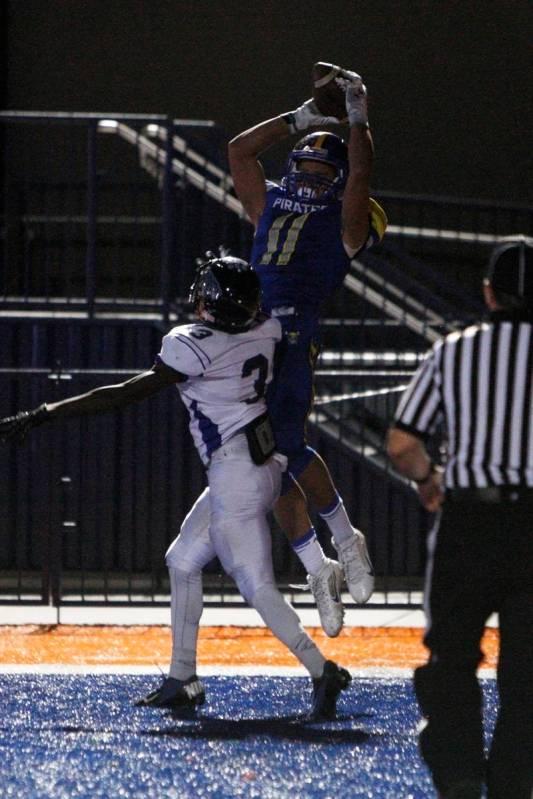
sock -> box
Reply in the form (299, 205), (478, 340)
(251, 583), (326, 678)
(168, 567), (203, 680)
(291, 527), (327, 576)
(319, 493), (357, 546)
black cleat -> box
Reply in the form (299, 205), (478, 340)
(135, 675), (206, 709)
(311, 660), (352, 720)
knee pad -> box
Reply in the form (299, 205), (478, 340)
(165, 542), (182, 571)
(166, 492), (214, 572)
(165, 531), (213, 573)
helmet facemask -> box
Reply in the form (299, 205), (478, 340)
(283, 164), (341, 201)
(282, 132), (349, 202)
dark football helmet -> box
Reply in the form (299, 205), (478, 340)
(189, 255), (261, 332)
(282, 131), (349, 202)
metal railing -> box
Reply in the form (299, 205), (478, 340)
(0, 364), (428, 608)
(2, 111), (532, 324)
(0, 111), (242, 318)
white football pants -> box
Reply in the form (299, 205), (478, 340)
(165, 433), (325, 680)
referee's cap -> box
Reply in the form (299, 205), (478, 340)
(486, 235), (533, 306)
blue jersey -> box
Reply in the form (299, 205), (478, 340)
(251, 181), (385, 316)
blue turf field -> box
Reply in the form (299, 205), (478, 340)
(0, 674), (498, 798)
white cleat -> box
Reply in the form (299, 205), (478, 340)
(307, 558), (344, 637)
(333, 532), (374, 604)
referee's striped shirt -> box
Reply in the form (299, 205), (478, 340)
(393, 311), (533, 488)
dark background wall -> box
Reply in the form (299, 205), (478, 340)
(3, 0), (532, 203)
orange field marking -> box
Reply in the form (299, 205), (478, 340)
(0, 626), (499, 669)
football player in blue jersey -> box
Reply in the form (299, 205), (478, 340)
(229, 69), (387, 633)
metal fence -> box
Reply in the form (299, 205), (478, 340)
(0, 111), (247, 318)
(0, 362), (428, 609)
(2, 111), (532, 319)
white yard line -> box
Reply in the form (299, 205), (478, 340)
(0, 604), (499, 628)
(0, 663), (497, 678)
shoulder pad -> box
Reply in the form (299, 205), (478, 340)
(159, 325), (214, 376)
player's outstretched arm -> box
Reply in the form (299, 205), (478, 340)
(0, 362), (183, 443)
(228, 116), (288, 228)
(228, 99), (339, 227)
(341, 76), (375, 255)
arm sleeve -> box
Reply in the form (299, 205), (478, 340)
(393, 345), (443, 440)
(158, 328), (211, 377)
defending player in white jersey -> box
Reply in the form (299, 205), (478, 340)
(0, 254), (351, 719)
(159, 302), (280, 467)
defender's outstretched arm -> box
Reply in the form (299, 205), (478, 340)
(0, 361), (183, 442)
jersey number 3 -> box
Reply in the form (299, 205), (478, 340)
(242, 354), (268, 404)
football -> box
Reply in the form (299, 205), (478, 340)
(312, 61), (351, 121)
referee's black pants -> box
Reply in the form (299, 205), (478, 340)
(414, 494), (533, 798)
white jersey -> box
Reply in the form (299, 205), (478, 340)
(158, 316), (282, 465)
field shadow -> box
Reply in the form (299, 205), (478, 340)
(141, 710), (376, 745)
(28, 710), (377, 746)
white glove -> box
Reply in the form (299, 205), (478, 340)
(282, 99), (339, 134)
(337, 72), (368, 127)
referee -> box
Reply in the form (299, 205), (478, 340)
(387, 235), (533, 799)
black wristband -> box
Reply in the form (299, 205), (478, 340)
(281, 112), (296, 133)
(413, 461), (437, 485)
